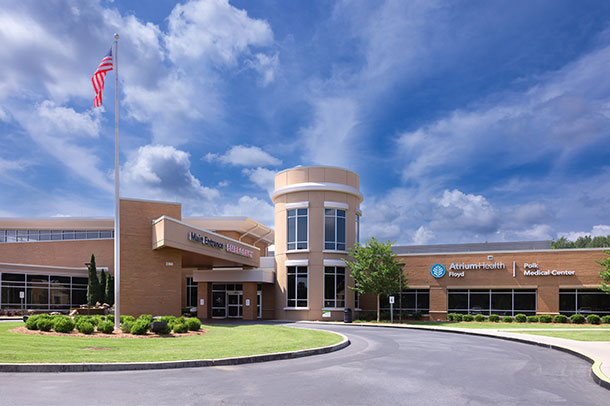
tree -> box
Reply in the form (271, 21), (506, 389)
(344, 237), (407, 322)
(86, 253), (102, 306)
(599, 251), (610, 294)
(105, 274), (114, 307)
(99, 269), (107, 304)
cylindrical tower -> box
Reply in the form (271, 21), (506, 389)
(272, 166), (363, 321)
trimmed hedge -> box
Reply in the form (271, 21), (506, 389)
(514, 314), (527, 323)
(130, 319), (150, 335)
(501, 316), (513, 323)
(138, 314), (153, 324)
(586, 314), (601, 325)
(77, 321), (94, 334)
(186, 318), (202, 331)
(526, 316), (539, 323)
(474, 314), (486, 322)
(570, 314), (585, 324)
(553, 314), (568, 323)
(446, 313), (456, 321)
(53, 316), (75, 333)
(488, 314), (500, 322)
(453, 314), (463, 322)
(121, 320), (134, 334)
(173, 323), (188, 334)
(25, 315), (41, 330)
(37, 318), (54, 332)
(98, 320), (115, 334)
(539, 314), (553, 323)
(463, 314), (474, 322)
(602, 315), (610, 324)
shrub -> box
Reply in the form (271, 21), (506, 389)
(601, 315), (610, 324)
(526, 316), (539, 323)
(501, 316), (513, 323)
(77, 321), (94, 334)
(186, 318), (202, 331)
(446, 313), (455, 321)
(474, 314), (486, 322)
(130, 319), (150, 335)
(53, 316), (75, 333)
(25, 315), (41, 330)
(463, 314), (474, 322)
(553, 314), (569, 323)
(98, 320), (114, 334)
(138, 314), (153, 324)
(488, 314), (500, 322)
(453, 313), (463, 322)
(121, 320), (134, 334)
(586, 314), (601, 325)
(37, 318), (54, 332)
(514, 314), (527, 323)
(173, 323), (188, 334)
(539, 314), (553, 323)
(120, 315), (135, 324)
(570, 314), (585, 324)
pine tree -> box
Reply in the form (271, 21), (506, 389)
(100, 270), (107, 304)
(106, 274), (114, 307)
(86, 253), (100, 306)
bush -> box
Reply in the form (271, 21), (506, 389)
(474, 314), (486, 322)
(25, 315), (41, 330)
(602, 315), (610, 324)
(514, 314), (527, 323)
(37, 318), (54, 331)
(462, 314), (474, 322)
(501, 316), (513, 323)
(539, 314), (553, 323)
(526, 316), (539, 323)
(173, 323), (188, 334)
(120, 315), (135, 324)
(98, 320), (114, 334)
(77, 321), (94, 334)
(138, 314), (153, 324)
(446, 313), (455, 321)
(553, 314), (569, 323)
(488, 314), (500, 322)
(453, 313), (463, 322)
(586, 314), (601, 325)
(121, 320), (134, 334)
(570, 314), (585, 324)
(53, 316), (75, 333)
(130, 319), (150, 335)
(186, 318), (202, 331)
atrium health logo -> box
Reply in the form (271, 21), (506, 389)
(431, 263), (446, 278)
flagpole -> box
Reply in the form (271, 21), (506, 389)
(113, 33), (121, 330)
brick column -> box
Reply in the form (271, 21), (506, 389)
(537, 285), (559, 315)
(242, 282), (258, 320)
(197, 282), (209, 319)
(429, 287), (447, 321)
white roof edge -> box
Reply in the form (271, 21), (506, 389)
(275, 165), (358, 177)
(121, 196), (182, 206)
(0, 262), (88, 271)
(0, 217), (114, 222)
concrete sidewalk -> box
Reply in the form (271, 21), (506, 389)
(297, 320), (610, 389)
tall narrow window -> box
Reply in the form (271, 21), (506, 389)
(186, 277), (198, 307)
(287, 266), (308, 308)
(287, 208), (308, 250)
(324, 266), (345, 308)
(355, 213), (360, 244)
(324, 209), (346, 251)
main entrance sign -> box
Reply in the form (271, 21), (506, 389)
(189, 231), (224, 249)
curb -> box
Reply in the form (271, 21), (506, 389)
(298, 321), (610, 391)
(0, 330), (349, 373)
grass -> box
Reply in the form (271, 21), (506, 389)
(353, 320), (610, 329)
(0, 322), (342, 363)
(513, 330), (610, 341)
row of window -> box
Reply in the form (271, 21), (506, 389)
(0, 272), (88, 310)
(286, 208), (359, 252)
(0, 229), (114, 243)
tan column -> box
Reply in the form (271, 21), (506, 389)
(537, 285), (559, 315)
(197, 282), (209, 319)
(242, 282), (258, 320)
(429, 287), (447, 321)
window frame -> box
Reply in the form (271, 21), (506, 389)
(323, 266), (346, 309)
(286, 208), (308, 251)
(324, 208), (346, 251)
(286, 266), (308, 309)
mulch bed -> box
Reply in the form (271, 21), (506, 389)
(9, 326), (208, 339)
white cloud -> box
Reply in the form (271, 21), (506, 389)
(560, 225), (610, 241)
(121, 144), (219, 202)
(242, 167), (276, 194)
(205, 145), (281, 166)
(432, 189), (498, 234)
(512, 224), (554, 241)
(222, 195), (274, 227)
(412, 226), (434, 245)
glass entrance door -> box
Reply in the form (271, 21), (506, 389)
(227, 291), (243, 318)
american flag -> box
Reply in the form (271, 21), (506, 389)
(92, 47), (113, 108)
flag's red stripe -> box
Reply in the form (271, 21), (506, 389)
(91, 49), (113, 108)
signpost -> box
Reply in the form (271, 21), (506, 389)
(389, 296), (395, 323)
(19, 291), (24, 311)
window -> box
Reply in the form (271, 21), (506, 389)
(287, 209), (308, 250)
(447, 289), (537, 316)
(0, 230), (114, 243)
(324, 209), (346, 251)
(324, 266), (345, 308)
(560, 289), (610, 315)
(186, 277), (198, 307)
(380, 289), (430, 316)
(1, 273), (89, 311)
(355, 213), (360, 244)
(287, 266), (308, 308)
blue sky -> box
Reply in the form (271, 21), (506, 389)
(2, 0), (610, 245)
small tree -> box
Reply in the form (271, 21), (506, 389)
(599, 251), (610, 294)
(86, 253), (102, 306)
(344, 237), (407, 322)
(106, 274), (114, 307)
(100, 270), (107, 304)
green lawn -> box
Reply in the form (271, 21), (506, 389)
(354, 320), (610, 329)
(513, 330), (610, 341)
(0, 322), (342, 363)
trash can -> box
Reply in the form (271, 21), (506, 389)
(344, 308), (352, 323)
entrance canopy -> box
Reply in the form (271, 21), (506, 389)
(152, 216), (260, 268)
